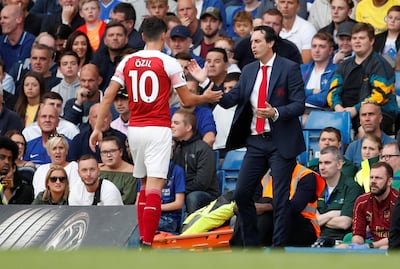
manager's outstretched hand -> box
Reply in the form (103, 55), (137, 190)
(202, 82), (223, 103)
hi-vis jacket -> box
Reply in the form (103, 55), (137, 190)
(262, 164), (326, 237)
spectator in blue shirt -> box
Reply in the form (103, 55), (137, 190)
(0, 4), (35, 73)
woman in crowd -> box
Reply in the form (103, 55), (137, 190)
(14, 71), (46, 127)
(65, 31), (93, 72)
(99, 136), (137, 204)
(355, 134), (383, 192)
(32, 134), (79, 198)
(4, 130), (36, 183)
(32, 166), (69, 205)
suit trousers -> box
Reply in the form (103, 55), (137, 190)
(234, 134), (296, 247)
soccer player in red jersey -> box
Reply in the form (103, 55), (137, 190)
(89, 17), (222, 246)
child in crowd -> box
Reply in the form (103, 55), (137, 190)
(214, 37), (241, 73)
(146, 0), (169, 19)
(76, 0), (106, 52)
(232, 10), (253, 43)
(51, 51), (81, 113)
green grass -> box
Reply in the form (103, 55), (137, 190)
(1, 248), (399, 269)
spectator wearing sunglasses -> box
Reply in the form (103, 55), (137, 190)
(32, 134), (79, 198)
(32, 165), (69, 205)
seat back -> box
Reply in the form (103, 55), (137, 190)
(218, 149), (246, 193)
(298, 111), (352, 165)
(225, 6), (241, 32)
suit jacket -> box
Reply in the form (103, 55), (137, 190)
(219, 55), (306, 159)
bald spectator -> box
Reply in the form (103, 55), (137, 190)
(345, 102), (396, 168)
(0, 4), (35, 73)
(177, 0), (203, 48)
(67, 103), (129, 163)
(8, 0), (43, 36)
(63, 64), (103, 126)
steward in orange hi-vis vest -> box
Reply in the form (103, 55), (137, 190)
(262, 164), (326, 237)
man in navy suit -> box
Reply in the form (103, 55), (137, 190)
(219, 25), (306, 247)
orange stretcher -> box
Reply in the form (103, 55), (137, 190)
(152, 227), (233, 250)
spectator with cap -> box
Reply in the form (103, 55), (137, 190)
(170, 25), (205, 68)
(332, 21), (356, 64)
(111, 87), (130, 135)
(193, 7), (223, 59)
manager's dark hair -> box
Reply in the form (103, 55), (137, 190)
(253, 25), (278, 52)
(141, 17), (167, 41)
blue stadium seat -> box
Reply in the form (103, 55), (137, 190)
(217, 149), (246, 193)
(298, 111), (352, 165)
(225, 5), (241, 31)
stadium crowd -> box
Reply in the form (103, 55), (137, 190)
(2, 0), (400, 249)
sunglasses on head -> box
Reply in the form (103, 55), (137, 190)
(48, 133), (65, 139)
(49, 176), (67, 183)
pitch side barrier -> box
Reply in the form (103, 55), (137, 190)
(0, 205), (139, 250)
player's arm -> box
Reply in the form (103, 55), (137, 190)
(175, 83), (222, 107)
(89, 81), (121, 151)
(202, 132), (216, 147)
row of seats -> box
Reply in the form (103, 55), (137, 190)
(216, 111), (353, 194)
